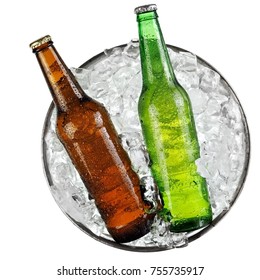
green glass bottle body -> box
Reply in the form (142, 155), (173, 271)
(136, 5), (212, 232)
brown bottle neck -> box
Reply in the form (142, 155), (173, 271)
(34, 41), (87, 112)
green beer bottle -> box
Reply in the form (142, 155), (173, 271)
(135, 4), (212, 232)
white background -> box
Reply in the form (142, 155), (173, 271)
(1, 0), (259, 279)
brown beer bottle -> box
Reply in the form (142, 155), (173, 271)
(30, 35), (154, 243)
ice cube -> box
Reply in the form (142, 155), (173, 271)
(113, 66), (136, 92)
(123, 39), (140, 60)
(199, 66), (220, 92)
(129, 147), (150, 175)
(188, 88), (208, 114)
(176, 51), (198, 72)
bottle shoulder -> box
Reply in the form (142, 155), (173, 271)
(57, 98), (105, 115)
(139, 82), (191, 104)
(56, 99), (110, 139)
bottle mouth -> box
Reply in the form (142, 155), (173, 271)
(29, 35), (52, 50)
(134, 4), (157, 14)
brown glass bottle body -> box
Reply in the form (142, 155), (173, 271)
(32, 38), (154, 243)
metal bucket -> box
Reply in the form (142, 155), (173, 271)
(42, 44), (250, 252)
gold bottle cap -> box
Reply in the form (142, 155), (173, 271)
(29, 35), (52, 50)
(134, 4), (157, 14)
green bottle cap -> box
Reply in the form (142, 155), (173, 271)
(134, 4), (157, 14)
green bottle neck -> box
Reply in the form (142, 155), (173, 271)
(137, 11), (177, 87)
